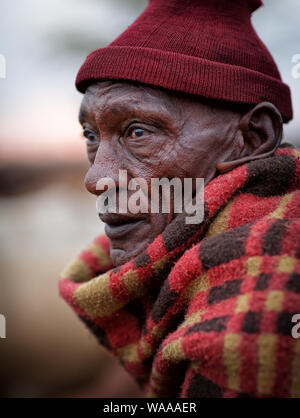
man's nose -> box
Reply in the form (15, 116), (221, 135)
(84, 141), (120, 196)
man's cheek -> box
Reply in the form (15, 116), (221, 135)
(130, 148), (165, 164)
(148, 212), (170, 237)
(125, 135), (172, 162)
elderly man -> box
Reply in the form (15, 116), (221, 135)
(60, 0), (300, 398)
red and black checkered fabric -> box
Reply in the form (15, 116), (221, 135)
(59, 145), (300, 397)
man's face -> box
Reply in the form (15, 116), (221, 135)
(79, 81), (240, 266)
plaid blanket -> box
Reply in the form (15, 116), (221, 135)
(59, 145), (300, 398)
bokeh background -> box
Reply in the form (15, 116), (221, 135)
(0, 0), (299, 397)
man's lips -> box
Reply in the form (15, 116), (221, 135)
(99, 213), (144, 239)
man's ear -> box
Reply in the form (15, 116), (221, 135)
(216, 102), (283, 173)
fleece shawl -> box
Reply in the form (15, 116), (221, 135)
(59, 145), (300, 398)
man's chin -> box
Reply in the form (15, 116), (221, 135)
(110, 248), (131, 267)
(109, 243), (145, 267)
(105, 215), (168, 267)
(107, 223), (154, 267)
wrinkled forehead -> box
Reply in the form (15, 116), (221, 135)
(79, 80), (180, 123)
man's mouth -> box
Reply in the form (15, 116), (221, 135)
(99, 213), (144, 239)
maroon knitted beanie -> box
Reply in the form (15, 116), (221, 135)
(76, 0), (293, 122)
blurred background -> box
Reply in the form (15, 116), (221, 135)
(0, 0), (299, 397)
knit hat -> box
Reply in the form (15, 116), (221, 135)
(76, 0), (293, 122)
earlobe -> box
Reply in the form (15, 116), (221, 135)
(216, 102), (283, 173)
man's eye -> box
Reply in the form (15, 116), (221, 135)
(83, 129), (99, 143)
(127, 127), (147, 139)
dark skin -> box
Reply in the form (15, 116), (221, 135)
(79, 81), (283, 266)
